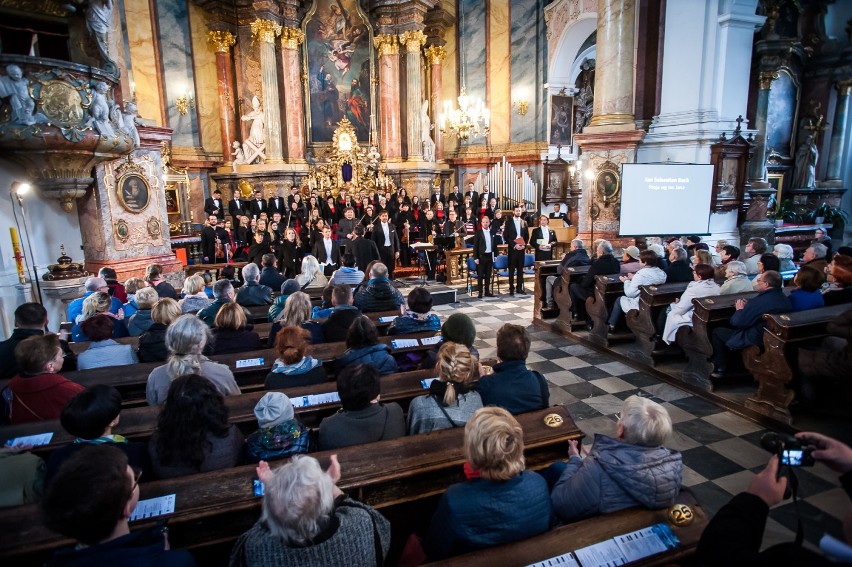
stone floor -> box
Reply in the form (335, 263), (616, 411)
(429, 290), (847, 551)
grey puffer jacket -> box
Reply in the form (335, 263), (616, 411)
(551, 433), (682, 523)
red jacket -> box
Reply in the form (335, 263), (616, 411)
(7, 372), (84, 424)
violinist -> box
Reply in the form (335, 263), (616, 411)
(337, 206), (358, 241)
(201, 214), (228, 264)
(441, 209), (466, 238)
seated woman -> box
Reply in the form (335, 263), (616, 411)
(420, 313), (480, 370)
(148, 374), (244, 479)
(127, 287), (158, 337)
(230, 455), (390, 565)
(720, 260), (753, 294)
(144, 263), (178, 300)
(619, 246), (642, 275)
(179, 274), (211, 314)
(753, 253), (781, 289)
(137, 298), (182, 363)
(265, 326), (327, 389)
(295, 255), (328, 292)
(550, 395), (682, 523)
(267, 291), (323, 346)
(423, 407), (551, 560)
(337, 316), (398, 376)
(146, 315), (241, 406)
(608, 250), (667, 332)
(773, 243), (797, 272)
(822, 254), (852, 306)
(407, 342), (482, 435)
(121, 277), (145, 319)
(211, 302), (262, 355)
(245, 392), (311, 463)
(76, 315), (138, 370)
(268, 279), (301, 322)
(72, 292), (128, 342)
(661, 264), (720, 344)
(789, 266), (824, 312)
(7, 335), (84, 423)
(388, 287), (441, 336)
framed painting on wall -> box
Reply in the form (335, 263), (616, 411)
(549, 95), (573, 146)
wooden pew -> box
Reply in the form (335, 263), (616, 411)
(625, 282), (689, 366)
(1, 370), (437, 458)
(742, 304), (852, 424)
(551, 265), (592, 333)
(532, 260), (561, 321)
(0, 406), (582, 565)
(429, 491), (707, 567)
(586, 275), (630, 347)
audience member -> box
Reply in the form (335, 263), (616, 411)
(802, 243), (829, 282)
(789, 266), (825, 312)
(127, 287), (158, 337)
(144, 264), (178, 300)
(0, 303), (75, 380)
(742, 237), (768, 275)
(245, 392), (311, 463)
(77, 315), (138, 369)
(693, 248), (713, 268)
(329, 253), (365, 287)
(476, 324), (549, 414)
(713, 239), (729, 265)
(45, 385), (149, 484)
(337, 316), (398, 375)
(773, 243), (797, 272)
(220, 264), (243, 288)
(569, 240), (620, 321)
(550, 396), (682, 522)
(408, 342), (482, 435)
(265, 326), (327, 389)
(295, 255), (329, 292)
(419, 312), (479, 370)
(823, 254), (852, 306)
(67, 276), (123, 323)
(608, 250), (667, 331)
(354, 263), (404, 312)
(0, 444), (44, 507)
(236, 263), (273, 306)
(179, 274), (211, 313)
(148, 374), (244, 479)
(813, 227), (833, 258)
(715, 244), (741, 280)
(661, 264), (721, 344)
(685, 235), (702, 256)
(99, 267), (128, 303)
(267, 291), (323, 346)
(648, 243), (668, 270)
(122, 277), (145, 318)
(755, 253), (781, 283)
(259, 253), (287, 290)
(388, 287), (441, 335)
(6, 335), (84, 423)
(319, 285), (361, 343)
(711, 271), (792, 378)
(544, 239), (591, 309)
(620, 245), (642, 275)
(211, 302), (262, 355)
(146, 315), (240, 405)
(41, 445), (195, 565)
(198, 279), (236, 326)
(268, 279), (301, 322)
(311, 285), (334, 319)
(662, 247), (692, 283)
(423, 407), (551, 560)
(138, 298), (182, 363)
(230, 455), (390, 565)
(318, 363), (405, 450)
(720, 260), (753, 294)
(72, 291), (128, 342)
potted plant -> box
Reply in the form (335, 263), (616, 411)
(814, 202), (849, 239)
(767, 196), (797, 227)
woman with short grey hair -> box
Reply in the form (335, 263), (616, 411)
(145, 314), (240, 405)
(720, 260), (753, 294)
(230, 455), (390, 566)
(772, 243), (796, 272)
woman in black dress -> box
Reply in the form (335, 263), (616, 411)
(277, 227), (302, 279)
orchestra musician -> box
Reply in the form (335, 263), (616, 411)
(228, 190), (247, 226)
(337, 207), (358, 241)
(372, 210), (401, 279)
(201, 214), (228, 264)
(204, 189), (225, 220)
(464, 181), (480, 210)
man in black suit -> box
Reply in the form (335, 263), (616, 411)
(349, 225), (380, 272)
(473, 216), (498, 298)
(464, 181), (479, 210)
(549, 203), (568, 223)
(441, 209), (466, 237)
(569, 240), (620, 321)
(268, 192), (286, 217)
(531, 215), (558, 261)
(502, 205), (529, 296)
(200, 214), (228, 263)
(250, 190), (267, 219)
(371, 210), (400, 279)
(312, 225), (341, 276)
(429, 184), (445, 209)
(447, 185), (462, 208)
(204, 190), (225, 220)
(228, 190), (247, 226)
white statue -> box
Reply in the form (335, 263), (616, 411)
(421, 100), (435, 163)
(232, 140), (247, 172)
(240, 96), (266, 164)
(87, 80), (114, 137)
(120, 100), (140, 147)
(0, 65), (39, 125)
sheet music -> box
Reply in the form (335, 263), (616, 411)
(235, 357), (264, 368)
(7, 432), (53, 447)
(420, 335), (442, 346)
(129, 494), (176, 522)
(290, 392), (341, 408)
(614, 523), (680, 562)
(391, 338), (419, 349)
(526, 552), (581, 567)
(378, 316), (398, 323)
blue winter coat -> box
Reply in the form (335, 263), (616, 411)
(789, 288), (824, 312)
(127, 309), (154, 337)
(387, 313), (441, 335)
(337, 344), (398, 375)
(724, 287), (792, 350)
(475, 360), (549, 415)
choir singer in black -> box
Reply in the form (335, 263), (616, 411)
(473, 216), (498, 298)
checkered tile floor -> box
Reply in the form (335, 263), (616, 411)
(430, 292), (846, 551)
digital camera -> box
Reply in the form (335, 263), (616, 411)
(760, 432), (815, 467)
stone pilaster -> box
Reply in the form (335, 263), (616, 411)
(826, 80), (852, 181)
(748, 70), (778, 185)
(207, 30), (238, 165)
(586, 0), (636, 131)
(425, 45), (446, 161)
(374, 34), (402, 160)
(250, 18), (284, 163)
(400, 30), (427, 160)
(279, 27), (306, 162)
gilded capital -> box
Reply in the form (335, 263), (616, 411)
(280, 27), (305, 50)
(207, 30), (236, 53)
(251, 18), (282, 43)
(836, 80), (852, 96)
(425, 45), (446, 65)
(758, 70), (779, 90)
(374, 34), (399, 56)
(399, 30), (427, 53)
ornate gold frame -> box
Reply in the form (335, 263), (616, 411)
(114, 159), (152, 213)
(594, 167), (620, 206)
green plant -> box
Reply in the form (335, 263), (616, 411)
(767, 197), (799, 222)
(812, 202), (849, 225)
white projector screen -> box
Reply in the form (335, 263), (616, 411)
(618, 164), (715, 237)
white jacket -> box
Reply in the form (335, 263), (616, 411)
(662, 279), (721, 344)
(617, 267), (667, 314)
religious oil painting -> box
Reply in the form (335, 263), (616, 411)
(549, 95), (573, 146)
(116, 173), (151, 213)
(595, 169), (620, 205)
(165, 186), (181, 214)
(717, 157), (738, 199)
(305, 0), (373, 144)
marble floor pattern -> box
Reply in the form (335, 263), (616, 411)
(431, 291), (846, 552)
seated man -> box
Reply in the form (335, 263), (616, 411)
(235, 262), (273, 307)
(197, 279), (236, 327)
(320, 284), (362, 343)
(41, 445), (195, 565)
(67, 277), (123, 323)
(711, 270), (792, 379)
(545, 239), (591, 309)
(328, 253), (365, 287)
(258, 253), (287, 291)
(476, 324), (549, 415)
(801, 242), (829, 282)
(0, 303), (76, 380)
(550, 396), (682, 522)
(742, 237), (768, 275)
(353, 262), (404, 313)
(664, 247), (694, 283)
(568, 240), (620, 321)
(388, 287), (441, 335)
(317, 363), (405, 450)
(99, 267), (128, 303)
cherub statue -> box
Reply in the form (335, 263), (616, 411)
(120, 100), (140, 147)
(87, 80), (115, 137)
(0, 65), (40, 125)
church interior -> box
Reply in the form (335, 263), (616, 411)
(1, 0), (852, 564)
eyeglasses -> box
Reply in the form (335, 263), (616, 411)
(131, 466), (143, 492)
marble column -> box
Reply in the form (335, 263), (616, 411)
(425, 45), (446, 161)
(400, 30), (427, 161)
(207, 31), (237, 164)
(375, 34), (402, 160)
(280, 27), (306, 162)
(587, 0), (636, 129)
(827, 80), (852, 181)
(748, 71), (778, 183)
(250, 18), (284, 163)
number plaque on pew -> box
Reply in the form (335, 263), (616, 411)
(235, 357), (265, 369)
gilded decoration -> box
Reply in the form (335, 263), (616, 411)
(304, 118), (389, 196)
(281, 27), (305, 50)
(399, 30), (426, 53)
(251, 19), (282, 44)
(147, 217), (162, 239)
(374, 34), (399, 56)
(837, 80), (852, 96)
(0, 0), (69, 17)
(758, 70), (780, 90)
(424, 45), (446, 65)
(207, 30), (236, 53)
(114, 218), (130, 242)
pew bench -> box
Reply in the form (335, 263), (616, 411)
(587, 275), (634, 347)
(0, 406), (582, 565)
(551, 265), (593, 333)
(532, 260), (562, 321)
(625, 282), (689, 366)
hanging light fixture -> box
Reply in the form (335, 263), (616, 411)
(438, 10), (490, 141)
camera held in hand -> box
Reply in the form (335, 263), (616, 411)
(760, 432), (815, 467)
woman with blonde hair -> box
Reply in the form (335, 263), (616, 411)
(179, 274), (211, 313)
(423, 407), (551, 559)
(211, 302), (261, 355)
(692, 249), (713, 267)
(267, 291), (322, 345)
(145, 314), (240, 405)
(407, 342), (482, 434)
(138, 298), (182, 362)
(295, 255), (328, 291)
(144, 264), (178, 300)
(72, 292), (127, 342)
(127, 287), (158, 337)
